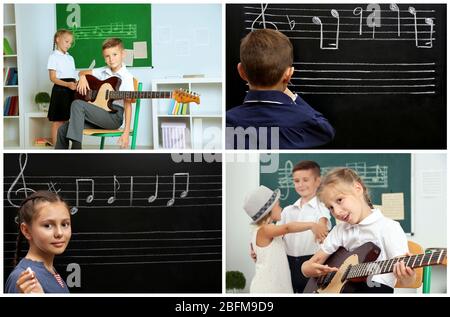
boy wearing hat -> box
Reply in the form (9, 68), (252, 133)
(244, 185), (324, 293)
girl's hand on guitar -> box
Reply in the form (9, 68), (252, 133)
(304, 262), (339, 277)
(67, 82), (78, 91)
(393, 253), (416, 287)
(118, 134), (129, 149)
(77, 75), (91, 96)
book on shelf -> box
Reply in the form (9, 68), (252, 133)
(3, 95), (19, 116)
(3, 37), (14, 55)
(4, 67), (18, 85)
(34, 137), (53, 147)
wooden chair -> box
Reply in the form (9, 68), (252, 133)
(83, 78), (142, 149)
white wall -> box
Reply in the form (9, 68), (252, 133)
(15, 3), (221, 148)
(226, 153), (447, 294)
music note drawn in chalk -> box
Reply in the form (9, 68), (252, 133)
(286, 15), (295, 30)
(148, 175), (158, 203)
(251, 3), (277, 31)
(7, 153), (35, 208)
(107, 175), (120, 204)
(312, 9), (339, 50)
(167, 173), (190, 207)
(409, 7), (434, 49)
(389, 4), (400, 36)
(353, 7), (363, 36)
(47, 182), (61, 194)
(72, 178), (95, 214)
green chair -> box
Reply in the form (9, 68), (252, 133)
(83, 79), (142, 149)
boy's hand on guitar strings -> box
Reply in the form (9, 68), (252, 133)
(77, 75), (91, 96)
(393, 253), (416, 287)
(16, 268), (44, 293)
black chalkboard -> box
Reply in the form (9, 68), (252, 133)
(259, 153), (412, 233)
(4, 153), (221, 293)
(226, 3), (446, 149)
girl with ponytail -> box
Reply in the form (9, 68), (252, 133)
(5, 191), (72, 293)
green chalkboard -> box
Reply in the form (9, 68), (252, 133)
(260, 154), (412, 233)
(56, 4), (152, 68)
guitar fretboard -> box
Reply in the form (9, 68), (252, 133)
(346, 249), (446, 280)
(108, 91), (172, 100)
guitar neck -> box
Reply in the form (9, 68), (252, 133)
(346, 249), (447, 280)
(108, 91), (172, 100)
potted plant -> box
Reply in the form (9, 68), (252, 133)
(35, 92), (51, 112)
(226, 271), (246, 293)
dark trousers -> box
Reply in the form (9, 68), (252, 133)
(55, 100), (123, 149)
(287, 255), (313, 293)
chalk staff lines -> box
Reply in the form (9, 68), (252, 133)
(4, 230), (222, 266)
(244, 4), (437, 48)
(290, 62), (436, 95)
(5, 154), (222, 214)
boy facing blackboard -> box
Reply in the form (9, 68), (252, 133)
(226, 29), (335, 149)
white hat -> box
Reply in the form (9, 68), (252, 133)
(243, 185), (280, 224)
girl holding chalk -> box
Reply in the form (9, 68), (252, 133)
(5, 191), (72, 293)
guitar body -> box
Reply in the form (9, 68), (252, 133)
(304, 242), (381, 293)
(74, 75), (122, 113)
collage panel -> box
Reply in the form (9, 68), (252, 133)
(4, 3), (222, 150)
(226, 153), (446, 294)
(226, 3), (446, 149)
(4, 153), (222, 293)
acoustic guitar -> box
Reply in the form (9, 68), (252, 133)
(75, 74), (200, 113)
(303, 242), (447, 293)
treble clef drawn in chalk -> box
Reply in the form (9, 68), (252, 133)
(389, 3), (401, 36)
(278, 160), (293, 201)
(71, 179), (95, 215)
(167, 173), (190, 207)
(353, 7), (363, 36)
(7, 153), (36, 208)
(107, 175), (120, 204)
(251, 3), (278, 31)
(409, 7), (434, 48)
(148, 175), (159, 203)
(312, 9), (339, 50)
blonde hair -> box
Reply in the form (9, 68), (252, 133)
(317, 167), (373, 208)
(53, 29), (73, 50)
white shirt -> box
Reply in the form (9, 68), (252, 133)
(47, 50), (76, 79)
(278, 197), (331, 257)
(321, 209), (408, 288)
(92, 64), (134, 108)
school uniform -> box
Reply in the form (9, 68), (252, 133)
(278, 197), (331, 293)
(47, 50), (77, 121)
(321, 209), (409, 293)
(5, 258), (69, 293)
(226, 90), (335, 149)
(55, 64), (134, 149)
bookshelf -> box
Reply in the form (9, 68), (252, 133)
(3, 3), (22, 148)
(151, 77), (222, 149)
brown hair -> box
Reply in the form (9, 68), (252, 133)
(317, 167), (374, 209)
(240, 29), (293, 87)
(102, 38), (124, 51)
(14, 191), (70, 266)
(53, 29), (73, 50)
(292, 160), (321, 178)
